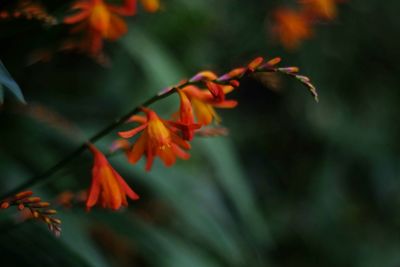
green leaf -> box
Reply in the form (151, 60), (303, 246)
(0, 60), (26, 104)
(0, 84), (4, 104)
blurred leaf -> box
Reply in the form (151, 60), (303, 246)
(60, 212), (110, 267)
(199, 138), (271, 245)
(0, 84), (3, 104)
(121, 27), (185, 90)
(0, 60), (26, 104)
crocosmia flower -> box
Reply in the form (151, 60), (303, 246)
(87, 144), (139, 211)
(140, 0), (160, 13)
(181, 85), (238, 125)
(173, 90), (202, 141)
(300, 0), (338, 20)
(64, 0), (136, 55)
(272, 8), (312, 50)
(118, 108), (191, 171)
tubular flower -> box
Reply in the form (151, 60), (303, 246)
(87, 144), (139, 211)
(118, 108), (191, 171)
(174, 90), (201, 141)
(181, 85), (238, 125)
(272, 8), (312, 50)
(64, 0), (136, 55)
(300, 0), (338, 20)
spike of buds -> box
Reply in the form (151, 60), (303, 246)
(0, 191), (62, 237)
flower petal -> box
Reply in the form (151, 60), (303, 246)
(119, 123), (148, 138)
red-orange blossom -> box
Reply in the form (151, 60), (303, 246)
(87, 144), (139, 210)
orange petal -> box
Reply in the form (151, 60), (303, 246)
(112, 169), (139, 200)
(171, 144), (190, 160)
(213, 100), (238, 109)
(171, 133), (191, 150)
(127, 115), (147, 124)
(119, 123), (148, 138)
(145, 150), (154, 171)
(128, 133), (147, 164)
(86, 171), (101, 209)
(106, 14), (128, 40)
(157, 147), (176, 167)
(64, 10), (90, 24)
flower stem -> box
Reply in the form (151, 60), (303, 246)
(0, 86), (179, 200)
(0, 60), (317, 200)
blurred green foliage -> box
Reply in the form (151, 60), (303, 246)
(1, 0), (400, 266)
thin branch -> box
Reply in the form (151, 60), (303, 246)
(0, 58), (318, 199)
(0, 86), (178, 199)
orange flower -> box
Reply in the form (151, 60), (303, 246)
(181, 85), (237, 125)
(87, 144), (139, 210)
(272, 8), (312, 50)
(140, 0), (160, 13)
(118, 108), (191, 171)
(173, 90), (202, 141)
(300, 0), (338, 20)
(64, 0), (136, 55)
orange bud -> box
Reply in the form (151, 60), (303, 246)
(229, 80), (240, 87)
(279, 67), (299, 73)
(218, 68), (246, 82)
(15, 191), (33, 200)
(248, 57), (264, 71)
(24, 197), (41, 203)
(267, 57), (281, 66)
(259, 57), (282, 70)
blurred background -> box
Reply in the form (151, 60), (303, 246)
(1, 0), (400, 266)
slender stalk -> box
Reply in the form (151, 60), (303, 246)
(0, 61), (317, 200)
(0, 86), (179, 200)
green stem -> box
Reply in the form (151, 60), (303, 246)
(0, 85), (179, 200)
(0, 64), (316, 200)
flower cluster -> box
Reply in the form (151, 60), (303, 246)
(0, 191), (62, 236)
(83, 56), (318, 211)
(63, 0), (160, 58)
(271, 0), (344, 49)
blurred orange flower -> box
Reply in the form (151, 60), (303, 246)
(181, 85), (237, 125)
(300, 0), (338, 20)
(118, 108), (191, 171)
(272, 8), (312, 50)
(64, 0), (136, 55)
(140, 0), (160, 13)
(87, 144), (139, 211)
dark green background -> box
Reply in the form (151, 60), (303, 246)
(1, 0), (399, 266)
